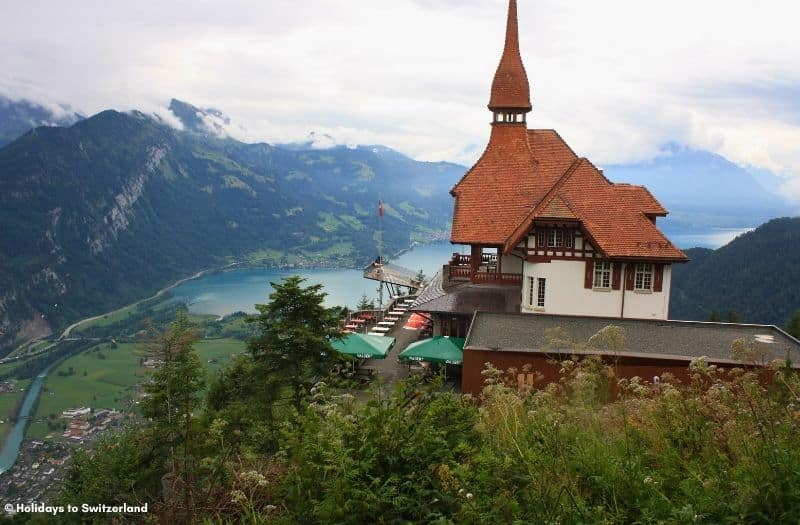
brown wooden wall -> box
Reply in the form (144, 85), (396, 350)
(462, 348), (774, 397)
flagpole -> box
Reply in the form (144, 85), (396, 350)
(378, 199), (386, 316)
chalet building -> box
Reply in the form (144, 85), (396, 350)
(410, 0), (800, 393)
(413, 0), (686, 334)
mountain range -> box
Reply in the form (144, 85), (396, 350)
(670, 217), (800, 326)
(0, 95), (798, 350)
(0, 99), (462, 352)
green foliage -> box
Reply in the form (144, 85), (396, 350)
(355, 293), (375, 311)
(141, 311), (205, 473)
(56, 430), (161, 524)
(247, 276), (342, 409)
(671, 217), (800, 324)
(204, 354), (283, 453)
(281, 377), (478, 523)
(446, 360), (800, 524)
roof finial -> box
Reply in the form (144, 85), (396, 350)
(488, 0), (532, 112)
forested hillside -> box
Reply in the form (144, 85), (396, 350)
(0, 109), (462, 352)
(670, 217), (800, 325)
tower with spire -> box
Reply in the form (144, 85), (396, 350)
(413, 0), (686, 334)
(488, 0), (532, 123)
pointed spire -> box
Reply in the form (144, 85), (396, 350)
(488, 0), (532, 113)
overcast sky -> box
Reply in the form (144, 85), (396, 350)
(2, 0), (800, 199)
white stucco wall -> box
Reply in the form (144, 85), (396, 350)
(623, 264), (671, 319)
(521, 260), (671, 320)
(501, 254), (523, 273)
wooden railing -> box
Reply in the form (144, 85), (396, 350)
(449, 253), (498, 265)
(447, 264), (521, 285)
(471, 271), (522, 284)
(449, 266), (471, 280)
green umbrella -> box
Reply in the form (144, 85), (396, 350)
(399, 336), (465, 365)
(332, 333), (395, 360)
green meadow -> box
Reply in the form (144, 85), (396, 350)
(0, 379), (31, 443)
(27, 338), (245, 440)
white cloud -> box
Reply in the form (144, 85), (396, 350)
(2, 0), (800, 199)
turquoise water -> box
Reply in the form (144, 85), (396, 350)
(0, 360), (60, 474)
(666, 228), (752, 250)
(170, 242), (460, 315)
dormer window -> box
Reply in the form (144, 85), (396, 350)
(536, 228), (574, 248)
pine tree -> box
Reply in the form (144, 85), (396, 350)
(248, 276), (342, 410)
(142, 309), (205, 520)
(356, 293), (375, 311)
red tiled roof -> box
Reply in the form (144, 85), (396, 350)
(488, 0), (531, 111)
(614, 184), (668, 216)
(451, 128), (687, 261)
(451, 125), (539, 245)
(533, 161), (686, 260)
(451, 127), (576, 245)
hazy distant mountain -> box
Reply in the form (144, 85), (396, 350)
(603, 144), (794, 230)
(0, 108), (462, 352)
(0, 95), (83, 147)
(670, 217), (800, 325)
(168, 98), (236, 137)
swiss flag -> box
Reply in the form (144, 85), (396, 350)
(378, 200), (384, 218)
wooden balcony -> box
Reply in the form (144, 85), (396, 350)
(447, 254), (521, 285)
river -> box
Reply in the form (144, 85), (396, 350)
(0, 360), (61, 474)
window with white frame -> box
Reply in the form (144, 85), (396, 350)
(634, 263), (653, 290)
(593, 262), (612, 289)
(547, 229), (563, 247)
(537, 278), (546, 307)
(537, 229), (574, 249)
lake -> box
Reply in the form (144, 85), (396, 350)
(169, 243), (457, 316)
(171, 229), (749, 317)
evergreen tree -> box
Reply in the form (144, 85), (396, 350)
(709, 309), (721, 322)
(248, 276), (342, 409)
(141, 309), (205, 520)
(356, 293), (375, 311)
